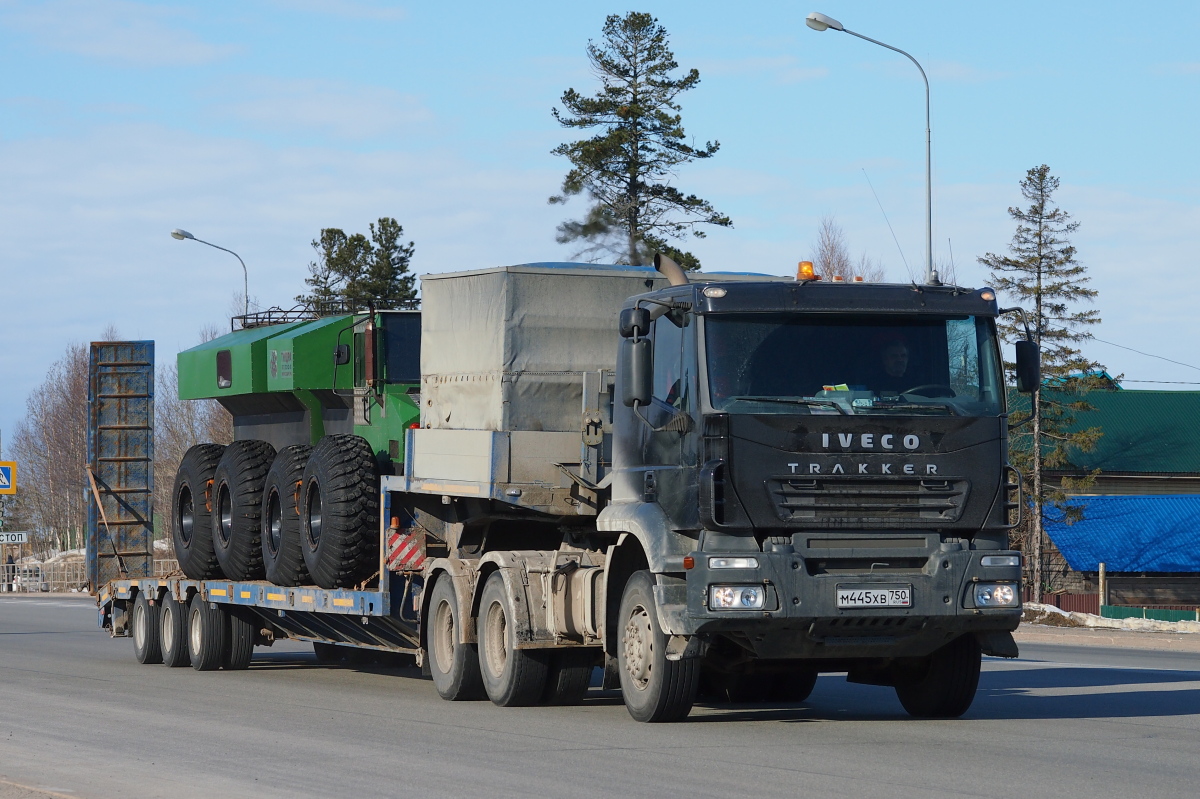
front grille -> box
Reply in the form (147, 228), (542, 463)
(769, 476), (969, 525)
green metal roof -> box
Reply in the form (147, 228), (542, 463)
(1011, 389), (1200, 475)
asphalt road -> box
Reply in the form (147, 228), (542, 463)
(2, 594), (1199, 799)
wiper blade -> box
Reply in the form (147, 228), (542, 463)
(870, 402), (959, 416)
(728, 396), (848, 415)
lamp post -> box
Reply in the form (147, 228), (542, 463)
(806, 12), (937, 285)
(171, 229), (250, 316)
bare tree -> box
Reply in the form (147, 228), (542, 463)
(811, 216), (887, 282)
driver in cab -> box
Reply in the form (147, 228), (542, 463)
(873, 334), (912, 396)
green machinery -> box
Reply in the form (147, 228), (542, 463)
(171, 309), (421, 589)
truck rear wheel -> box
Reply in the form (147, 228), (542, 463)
(478, 572), (549, 707)
(212, 440), (276, 581)
(160, 593), (190, 667)
(261, 445), (312, 586)
(542, 650), (595, 705)
(895, 634), (981, 718)
(300, 435), (379, 589)
(172, 444), (226, 579)
(427, 576), (485, 700)
(618, 570), (699, 722)
(132, 591), (162, 665)
(188, 595), (228, 672)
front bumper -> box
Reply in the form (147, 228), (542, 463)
(659, 534), (1021, 660)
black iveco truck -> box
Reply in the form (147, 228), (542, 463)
(603, 257), (1033, 720)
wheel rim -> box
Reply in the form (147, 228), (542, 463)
(177, 486), (194, 545)
(161, 604), (174, 652)
(133, 602), (146, 647)
(432, 598), (455, 675)
(265, 490), (282, 556)
(189, 607), (202, 655)
(623, 603), (653, 692)
(483, 599), (508, 679)
(217, 483), (233, 545)
(305, 481), (323, 548)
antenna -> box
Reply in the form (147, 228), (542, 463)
(862, 168), (910, 276)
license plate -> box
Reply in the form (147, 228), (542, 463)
(836, 585), (912, 608)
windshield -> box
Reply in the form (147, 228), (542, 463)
(704, 313), (1003, 416)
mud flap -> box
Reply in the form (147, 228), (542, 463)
(665, 634), (705, 661)
(976, 630), (1019, 658)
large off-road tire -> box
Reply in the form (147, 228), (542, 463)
(299, 435), (379, 589)
(212, 440), (275, 581)
(132, 591), (162, 665)
(618, 570), (699, 723)
(172, 444), (226, 579)
(224, 607), (255, 670)
(895, 634), (982, 718)
(188, 595), (228, 672)
(542, 649), (595, 706)
(427, 576), (485, 701)
(478, 572), (549, 707)
(159, 592), (190, 667)
(261, 445), (312, 587)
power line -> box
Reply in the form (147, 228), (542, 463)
(1037, 318), (1200, 374)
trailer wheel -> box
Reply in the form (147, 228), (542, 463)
(261, 445), (312, 586)
(212, 440), (276, 581)
(895, 634), (981, 718)
(299, 435), (379, 589)
(132, 591), (162, 665)
(617, 570), (699, 722)
(172, 444), (226, 579)
(542, 649), (595, 705)
(159, 593), (190, 667)
(224, 607), (254, 670)
(478, 572), (549, 707)
(188, 595), (228, 672)
(427, 576), (485, 700)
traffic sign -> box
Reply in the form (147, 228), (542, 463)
(0, 531), (27, 544)
(0, 461), (15, 494)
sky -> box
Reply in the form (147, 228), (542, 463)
(2, 0), (1199, 448)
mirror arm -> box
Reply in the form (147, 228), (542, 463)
(999, 306), (1034, 341)
(632, 401), (693, 434)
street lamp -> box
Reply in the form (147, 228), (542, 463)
(170, 229), (250, 316)
(805, 12), (937, 285)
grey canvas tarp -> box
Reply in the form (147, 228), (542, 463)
(419, 263), (668, 433)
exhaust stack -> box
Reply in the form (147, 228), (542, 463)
(653, 252), (689, 286)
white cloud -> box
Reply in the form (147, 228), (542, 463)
(209, 77), (433, 140)
(1150, 62), (1200, 76)
(2, 0), (233, 66)
(698, 55), (828, 84)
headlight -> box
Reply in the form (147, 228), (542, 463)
(708, 556), (759, 569)
(980, 555), (1021, 567)
(709, 585), (765, 610)
(974, 582), (1018, 607)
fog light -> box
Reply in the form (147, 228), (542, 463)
(709, 585), (765, 610)
(974, 583), (1018, 607)
(980, 555), (1021, 567)
(709, 556), (759, 569)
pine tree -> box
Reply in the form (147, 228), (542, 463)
(297, 217), (416, 311)
(978, 165), (1107, 601)
(550, 12), (731, 268)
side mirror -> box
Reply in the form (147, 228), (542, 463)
(621, 339), (653, 406)
(1015, 340), (1040, 393)
(619, 307), (651, 338)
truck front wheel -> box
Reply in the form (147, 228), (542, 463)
(617, 570), (699, 722)
(427, 576), (485, 701)
(895, 634), (982, 718)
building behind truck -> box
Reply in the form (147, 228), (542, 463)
(95, 259), (1036, 722)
